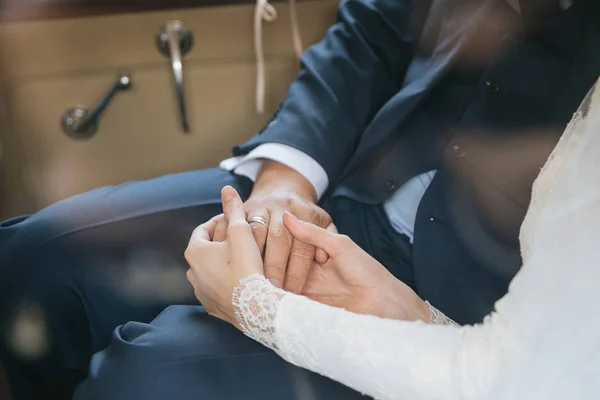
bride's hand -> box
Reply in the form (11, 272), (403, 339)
(283, 213), (430, 322)
(185, 186), (264, 329)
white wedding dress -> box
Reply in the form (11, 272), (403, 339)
(231, 79), (600, 400)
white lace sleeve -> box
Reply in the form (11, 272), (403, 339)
(232, 273), (286, 350)
(232, 273), (507, 400)
(231, 83), (600, 400)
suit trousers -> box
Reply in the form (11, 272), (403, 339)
(0, 168), (414, 399)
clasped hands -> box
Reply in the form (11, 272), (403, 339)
(185, 185), (430, 331)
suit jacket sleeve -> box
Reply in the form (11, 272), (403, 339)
(233, 0), (431, 184)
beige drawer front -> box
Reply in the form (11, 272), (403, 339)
(0, 1), (337, 79)
(0, 1), (338, 217)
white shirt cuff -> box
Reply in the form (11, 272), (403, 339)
(219, 143), (329, 199)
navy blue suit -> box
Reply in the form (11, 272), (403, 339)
(1, 0), (599, 398)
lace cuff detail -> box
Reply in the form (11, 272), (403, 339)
(232, 273), (287, 349)
(426, 301), (460, 326)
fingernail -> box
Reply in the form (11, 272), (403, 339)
(284, 211), (298, 220)
(222, 186), (236, 200)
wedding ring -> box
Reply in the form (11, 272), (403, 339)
(247, 216), (269, 229)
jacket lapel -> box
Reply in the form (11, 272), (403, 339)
(343, 0), (504, 175)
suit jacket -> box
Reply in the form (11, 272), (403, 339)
(235, 0), (600, 323)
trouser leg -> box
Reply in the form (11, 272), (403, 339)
(0, 168), (252, 399)
(74, 305), (369, 400)
(73, 197), (414, 400)
(0, 168), (414, 399)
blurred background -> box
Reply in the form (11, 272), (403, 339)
(0, 0), (337, 220)
(0, 0), (337, 397)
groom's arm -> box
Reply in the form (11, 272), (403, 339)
(215, 0), (432, 293)
(233, 0), (431, 187)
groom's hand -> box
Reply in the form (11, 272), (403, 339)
(213, 161), (334, 294)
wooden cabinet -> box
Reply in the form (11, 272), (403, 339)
(0, 0), (316, 21)
(0, 1), (338, 217)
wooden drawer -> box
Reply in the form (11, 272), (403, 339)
(0, 1), (338, 216)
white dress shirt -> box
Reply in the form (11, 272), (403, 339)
(220, 143), (433, 242)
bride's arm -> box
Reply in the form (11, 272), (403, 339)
(234, 274), (510, 400)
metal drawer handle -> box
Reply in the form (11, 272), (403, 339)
(61, 72), (132, 139)
(156, 20), (194, 133)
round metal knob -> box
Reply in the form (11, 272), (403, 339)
(61, 71), (132, 139)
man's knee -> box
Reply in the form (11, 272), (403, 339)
(0, 168), (252, 311)
(74, 306), (270, 400)
(75, 306), (366, 400)
(0, 169), (250, 362)
(0, 168), (249, 252)
(108, 306), (267, 363)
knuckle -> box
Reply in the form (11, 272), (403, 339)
(290, 243), (315, 260)
(268, 227), (292, 245)
(297, 206), (330, 227)
(227, 221), (251, 234)
(190, 226), (205, 241)
(320, 211), (333, 225)
(250, 223), (268, 238)
(248, 207), (269, 218)
(298, 209), (319, 224)
(212, 213), (224, 222)
(249, 222), (267, 233)
(282, 196), (295, 208)
(337, 234), (353, 247)
(184, 247), (195, 262)
(186, 237), (204, 250)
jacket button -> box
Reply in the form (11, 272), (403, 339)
(452, 143), (466, 158)
(385, 180), (398, 193)
(485, 78), (500, 93)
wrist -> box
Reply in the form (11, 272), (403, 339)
(415, 298), (431, 323)
(387, 278), (430, 322)
(425, 301), (460, 326)
(252, 160), (317, 203)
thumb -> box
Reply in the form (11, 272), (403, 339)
(221, 186), (247, 226)
(221, 186), (262, 270)
(315, 222), (338, 264)
(283, 212), (344, 258)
